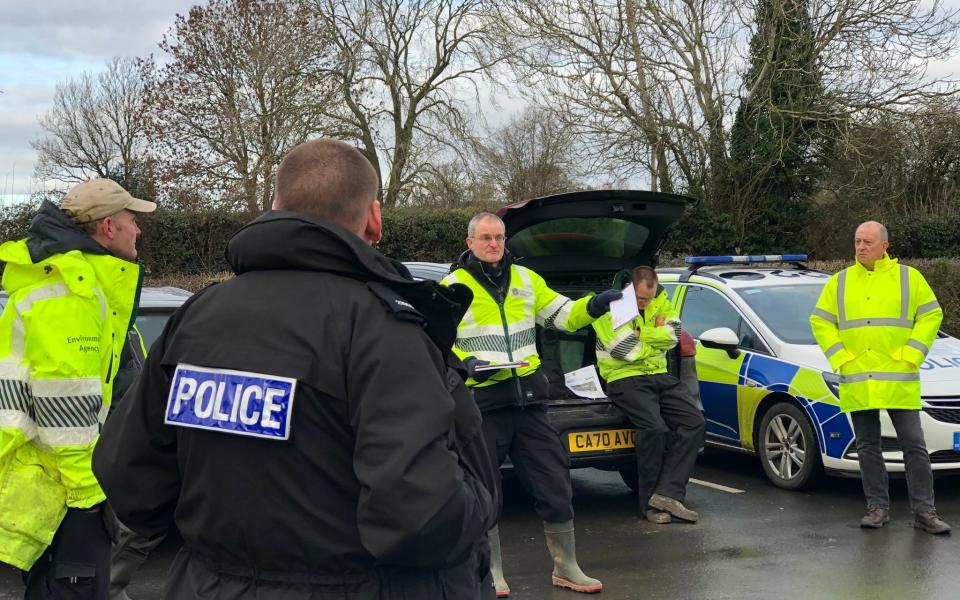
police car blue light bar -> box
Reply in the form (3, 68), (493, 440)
(684, 254), (808, 264)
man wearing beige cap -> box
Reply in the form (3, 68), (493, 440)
(0, 179), (155, 599)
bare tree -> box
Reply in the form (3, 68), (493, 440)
(471, 107), (581, 202)
(493, 0), (960, 240)
(308, 0), (501, 207)
(33, 57), (151, 191)
(144, 0), (340, 214)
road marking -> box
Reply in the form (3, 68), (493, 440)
(689, 478), (745, 494)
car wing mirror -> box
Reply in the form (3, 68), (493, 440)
(699, 327), (741, 359)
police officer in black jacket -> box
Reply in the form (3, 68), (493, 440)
(93, 139), (496, 599)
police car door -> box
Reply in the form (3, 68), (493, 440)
(677, 285), (768, 448)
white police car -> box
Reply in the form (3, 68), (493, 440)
(660, 255), (960, 489)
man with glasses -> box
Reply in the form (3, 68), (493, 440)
(442, 212), (622, 596)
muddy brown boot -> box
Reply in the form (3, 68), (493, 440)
(859, 507), (890, 528)
(488, 526), (510, 597)
(543, 520), (602, 594)
(914, 511), (951, 534)
(645, 509), (671, 524)
(649, 493), (699, 522)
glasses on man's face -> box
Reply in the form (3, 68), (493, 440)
(474, 235), (506, 244)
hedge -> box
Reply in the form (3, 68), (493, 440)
(5, 200), (957, 337)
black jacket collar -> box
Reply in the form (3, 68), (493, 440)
(26, 200), (110, 263)
(227, 211), (473, 352)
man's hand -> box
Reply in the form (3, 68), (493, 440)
(587, 289), (624, 318)
(464, 357), (495, 383)
(655, 314), (666, 327)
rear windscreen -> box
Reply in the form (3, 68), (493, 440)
(507, 217), (651, 261)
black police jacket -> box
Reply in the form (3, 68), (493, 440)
(92, 211), (493, 592)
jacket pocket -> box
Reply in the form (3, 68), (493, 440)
(0, 450), (67, 553)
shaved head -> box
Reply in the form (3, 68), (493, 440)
(272, 139), (380, 231)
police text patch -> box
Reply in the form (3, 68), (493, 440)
(165, 364), (296, 440)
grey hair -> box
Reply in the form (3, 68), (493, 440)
(467, 212), (504, 237)
(858, 221), (888, 242)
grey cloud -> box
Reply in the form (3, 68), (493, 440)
(0, 0), (199, 60)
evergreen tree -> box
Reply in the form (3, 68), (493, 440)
(730, 0), (835, 252)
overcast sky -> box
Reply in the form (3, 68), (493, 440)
(0, 0), (196, 201)
(2, 0), (960, 204)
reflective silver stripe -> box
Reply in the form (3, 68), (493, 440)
(835, 266), (913, 330)
(811, 308), (837, 324)
(31, 378), (102, 398)
(906, 339), (930, 358)
(824, 342), (844, 359)
(840, 372), (920, 384)
(37, 425), (99, 447)
(14, 282), (70, 314)
(839, 318), (913, 331)
(836, 270), (847, 323)
(0, 410), (37, 439)
(899, 265), (910, 321)
(917, 300), (941, 316)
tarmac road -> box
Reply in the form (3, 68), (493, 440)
(4, 449), (960, 600)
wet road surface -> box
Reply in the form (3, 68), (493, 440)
(4, 450), (960, 599)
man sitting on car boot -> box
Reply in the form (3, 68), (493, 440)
(592, 266), (706, 524)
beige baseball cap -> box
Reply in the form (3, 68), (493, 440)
(60, 179), (157, 224)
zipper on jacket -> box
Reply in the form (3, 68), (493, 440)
(105, 332), (116, 384)
(485, 272), (526, 409)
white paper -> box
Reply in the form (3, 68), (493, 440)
(563, 365), (607, 399)
(474, 360), (529, 372)
(609, 282), (639, 330)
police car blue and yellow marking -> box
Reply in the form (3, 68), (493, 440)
(165, 364), (296, 440)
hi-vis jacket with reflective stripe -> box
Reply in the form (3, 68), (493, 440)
(810, 254), (942, 412)
(593, 286), (678, 383)
(442, 260), (595, 388)
(0, 202), (142, 571)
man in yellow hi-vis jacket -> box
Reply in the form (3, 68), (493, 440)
(443, 212), (621, 596)
(0, 179), (155, 597)
(811, 221), (950, 534)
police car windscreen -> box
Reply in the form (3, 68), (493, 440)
(735, 284), (825, 344)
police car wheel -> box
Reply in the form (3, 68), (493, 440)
(758, 402), (823, 491)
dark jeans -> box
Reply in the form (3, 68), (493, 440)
(481, 404), (574, 523)
(608, 373), (705, 511)
(850, 409), (936, 513)
(23, 508), (111, 600)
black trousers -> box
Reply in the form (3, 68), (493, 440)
(482, 404), (574, 524)
(23, 508), (111, 600)
(608, 373), (705, 512)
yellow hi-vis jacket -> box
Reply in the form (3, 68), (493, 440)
(593, 286), (678, 383)
(810, 254), (942, 412)
(0, 239), (141, 570)
(441, 264), (595, 387)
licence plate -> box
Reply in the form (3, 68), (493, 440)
(568, 429), (635, 453)
(954, 432), (960, 452)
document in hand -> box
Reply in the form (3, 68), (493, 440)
(610, 283), (639, 330)
(474, 361), (530, 372)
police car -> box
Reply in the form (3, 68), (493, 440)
(658, 255), (960, 489)
(410, 191), (960, 492)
